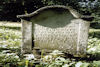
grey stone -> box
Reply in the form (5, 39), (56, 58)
(17, 5), (92, 57)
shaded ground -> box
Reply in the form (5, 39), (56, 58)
(0, 21), (100, 67)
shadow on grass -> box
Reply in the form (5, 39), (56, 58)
(90, 23), (100, 29)
(64, 53), (100, 61)
(89, 29), (100, 39)
(80, 53), (100, 61)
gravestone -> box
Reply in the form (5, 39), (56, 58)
(17, 5), (92, 57)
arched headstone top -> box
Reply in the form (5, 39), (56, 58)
(17, 5), (93, 21)
(17, 5), (82, 19)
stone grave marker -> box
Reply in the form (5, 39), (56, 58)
(17, 5), (92, 57)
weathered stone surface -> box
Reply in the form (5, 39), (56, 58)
(21, 20), (32, 53)
(17, 5), (91, 56)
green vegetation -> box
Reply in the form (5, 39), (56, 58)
(0, 0), (100, 66)
(0, 0), (100, 23)
(0, 22), (21, 49)
(0, 22), (100, 67)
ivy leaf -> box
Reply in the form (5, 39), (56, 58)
(81, 63), (90, 67)
(93, 61), (100, 67)
(75, 61), (83, 67)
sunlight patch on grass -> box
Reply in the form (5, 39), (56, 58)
(0, 21), (21, 27)
(0, 22), (21, 49)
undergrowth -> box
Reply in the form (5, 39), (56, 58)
(0, 22), (100, 67)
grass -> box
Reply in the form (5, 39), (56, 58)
(89, 28), (100, 38)
(0, 21), (100, 67)
(0, 23), (21, 49)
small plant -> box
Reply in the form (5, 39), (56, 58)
(0, 22), (100, 67)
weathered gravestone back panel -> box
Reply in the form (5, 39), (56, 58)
(17, 5), (91, 56)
